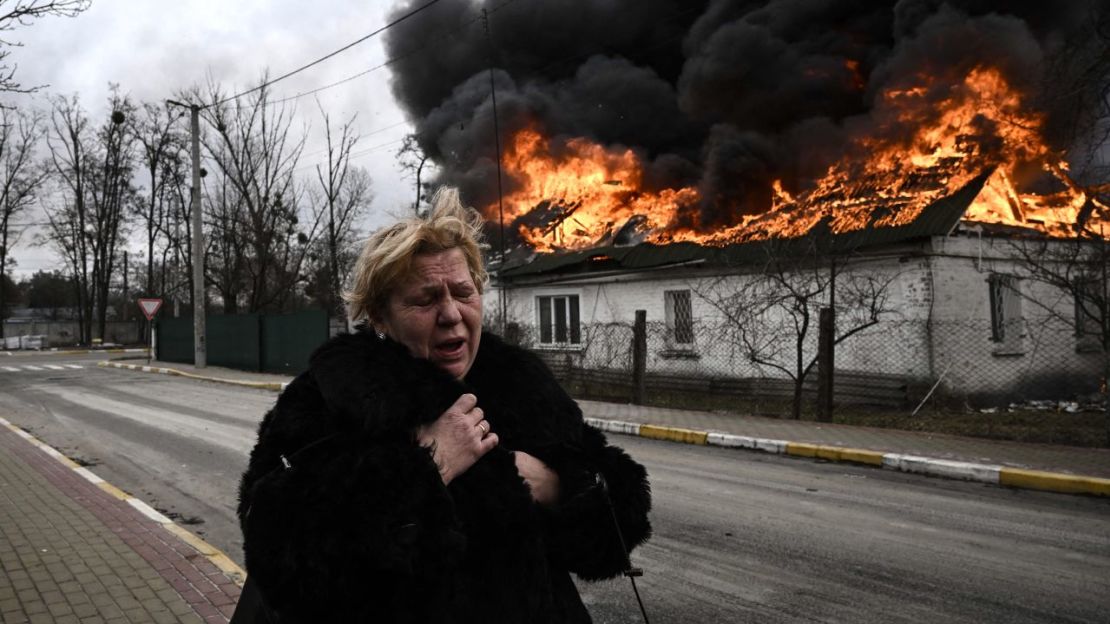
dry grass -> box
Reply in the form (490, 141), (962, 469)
(838, 407), (1107, 447)
(564, 378), (1108, 448)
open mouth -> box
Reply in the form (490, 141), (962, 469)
(435, 338), (466, 358)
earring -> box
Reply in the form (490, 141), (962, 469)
(375, 329), (386, 340)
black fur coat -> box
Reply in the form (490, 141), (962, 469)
(237, 329), (652, 623)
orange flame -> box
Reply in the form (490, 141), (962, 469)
(495, 128), (699, 252)
(488, 67), (1098, 252)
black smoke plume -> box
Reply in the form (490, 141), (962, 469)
(384, 0), (1109, 239)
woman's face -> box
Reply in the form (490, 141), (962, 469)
(377, 248), (482, 379)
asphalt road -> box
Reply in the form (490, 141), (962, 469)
(1, 352), (1108, 623)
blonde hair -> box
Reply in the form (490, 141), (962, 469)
(344, 187), (488, 323)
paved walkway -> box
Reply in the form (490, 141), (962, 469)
(0, 419), (242, 623)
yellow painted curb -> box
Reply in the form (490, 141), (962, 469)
(56, 455), (82, 470)
(97, 481), (131, 501)
(999, 468), (1110, 497)
(786, 442), (885, 466)
(163, 524), (246, 585)
(639, 425), (708, 445)
(785, 442), (820, 458)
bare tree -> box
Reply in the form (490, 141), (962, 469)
(313, 103), (371, 317)
(1038, 1), (1110, 185)
(45, 90), (135, 343)
(130, 101), (184, 298)
(44, 93), (92, 342)
(1008, 208), (1110, 445)
(194, 80), (321, 313)
(161, 144), (192, 313)
(0, 0), (90, 94)
(204, 168), (248, 313)
(396, 133), (428, 215)
(87, 91), (135, 340)
(0, 106), (46, 337)
(696, 239), (898, 420)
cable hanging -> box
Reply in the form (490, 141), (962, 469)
(209, 0), (447, 109)
(263, 0), (524, 108)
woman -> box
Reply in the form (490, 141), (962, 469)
(237, 188), (652, 623)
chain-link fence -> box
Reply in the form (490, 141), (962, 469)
(500, 314), (1108, 446)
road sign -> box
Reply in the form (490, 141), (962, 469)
(138, 298), (163, 321)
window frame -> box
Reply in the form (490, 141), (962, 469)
(1074, 277), (1103, 353)
(535, 292), (582, 349)
(988, 273), (1024, 354)
(664, 289), (696, 349)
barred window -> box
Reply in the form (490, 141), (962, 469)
(537, 295), (581, 346)
(989, 274), (1022, 349)
(665, 289), (694, 345)
(1074, 279), (1102, 352)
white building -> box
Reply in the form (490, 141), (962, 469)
(486, 187), (1104, 408)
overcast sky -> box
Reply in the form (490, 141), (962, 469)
(4, 0), (421, 280)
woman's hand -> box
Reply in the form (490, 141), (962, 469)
(513, 451), (560, 506)
(416, 393), (498, 484)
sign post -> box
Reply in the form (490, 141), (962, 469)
(138, 298), (163, 363)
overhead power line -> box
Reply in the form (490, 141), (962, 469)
(294, 136), (410, 175)
(210, 0), (447, 109)
(265, 0), (524, 108)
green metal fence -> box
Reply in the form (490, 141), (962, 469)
(210, 314), (262, 371)
(261, 310), (329, 374)
(156, 309), (329, 374)
(157, 316), (196, 364)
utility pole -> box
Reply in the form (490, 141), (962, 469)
(173, 206), (180, 317)
(167, 99), (206, 367)
(188, 104), (206, 367)
(122, 250), (128, 320)
(482, 8), (509, 336)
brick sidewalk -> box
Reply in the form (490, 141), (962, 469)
(0, 422), (241, 624)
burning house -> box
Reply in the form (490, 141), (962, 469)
(384, 1), (1110, 407)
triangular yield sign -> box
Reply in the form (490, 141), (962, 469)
(138, 298), (163, 320)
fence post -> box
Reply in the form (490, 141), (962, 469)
(256, 314), (265, 372)
(632, 310), (647, 405)
(1104, 354), (1110, 448)
(817, 306), (834, 422)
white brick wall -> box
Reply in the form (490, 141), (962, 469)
(488, 234), (1103, 402)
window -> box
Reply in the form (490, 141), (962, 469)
(664, 290), (694, 346)
(537, 295), (580, 346)
(1074, 279), (1102, 352)
(989, 274), (1023, 351)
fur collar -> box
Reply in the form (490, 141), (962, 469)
(304, 329), (583, 447)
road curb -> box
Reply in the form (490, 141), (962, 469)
(584, 417), (1110, 498)
(98, 360), (288, 391)
(3, 347), (149, 356)
(998, 467), (1110, 496)
(0, 415), (247, 586)
(96, 363), (1110, 498)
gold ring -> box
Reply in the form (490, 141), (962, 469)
(478, 421), (489, 436)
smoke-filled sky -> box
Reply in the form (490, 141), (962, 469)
(384, 0), (1108, 236)
(3, 0), (1106, 277)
